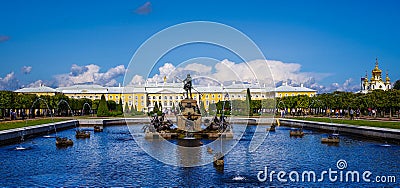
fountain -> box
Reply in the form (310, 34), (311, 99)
(31, 98), (75, 147)
(15, 129), (27, 150)
(43, 126), (54, 138)
(94, 125), (103, 132)
(82, 102), (93, 116)
(57, 99), (90, 139)
(144, 74), (234, 142)
(30, 98), (63, 144)
(81, 102), (93, 117)
(232, 172), (246, 181)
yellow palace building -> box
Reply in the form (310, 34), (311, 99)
(14, 81), (316, 112)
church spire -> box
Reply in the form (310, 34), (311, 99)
(375, 57), (379, 67)
(386, 70), (391, 83)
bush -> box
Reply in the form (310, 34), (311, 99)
(109, 111), (123, 117)
(97, 95), (109, 117)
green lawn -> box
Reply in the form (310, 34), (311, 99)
(290, 117), (400, 130)
(0, 118), (71, 131)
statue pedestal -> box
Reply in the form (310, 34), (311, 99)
(177, 99), (202, 132)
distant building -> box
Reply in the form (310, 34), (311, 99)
(361, 58), (391, 93)
(275, 82), (316, 97)
(14, 84), (59, 96)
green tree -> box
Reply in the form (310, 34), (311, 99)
(208, 102), (217, 116)
(158, 101), (163, 112)
(199, 101), (206, 116)
(393, 80), (400, 90)
(107, 100), (117, 111)
(246, 88), (253, 116)
(97, 94), (109, 117)
(153, 101), (159, 114)
(251, 100), (261, 115)
(172, 103), (176, 113)
(117, 98), (123, 112)
(124, 102), (130, 114)
(92, 99), (100, 111)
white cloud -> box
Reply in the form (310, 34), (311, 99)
(21, 66), (32, 74)
(308, 78), (360, 93)
(27, 80), (46, 87)
(140, 59), (329, 86)
(0, 72), (19, 90)
(145, 62), (214, 84)
(182, 63), (212, 74)
(130, 75), (145, 84)
(70, 64), (88, 76)
(55, 64), (126, 87)
(13, 59), (360, 94)
(128, 59), (361, 93)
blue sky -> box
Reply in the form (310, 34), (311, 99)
(0, 0), (399, 92)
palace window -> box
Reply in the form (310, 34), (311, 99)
(159, 96), (162, 99)
(110, 96), (113, 99)
(141, 96), (144, 99)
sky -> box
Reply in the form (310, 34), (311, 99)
(0, 0), (399, 93)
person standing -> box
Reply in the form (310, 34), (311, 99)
(350, 109), (354, 120)
(356, 108), (361, 120)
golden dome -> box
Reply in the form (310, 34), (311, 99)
(386, 72), (391, 82)
(363, 71), (369, 82)
(372, 58), (382, 73)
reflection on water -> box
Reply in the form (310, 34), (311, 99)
(0, 124), (398, 187)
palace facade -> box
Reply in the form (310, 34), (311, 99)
(15, 81), (316, 112)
